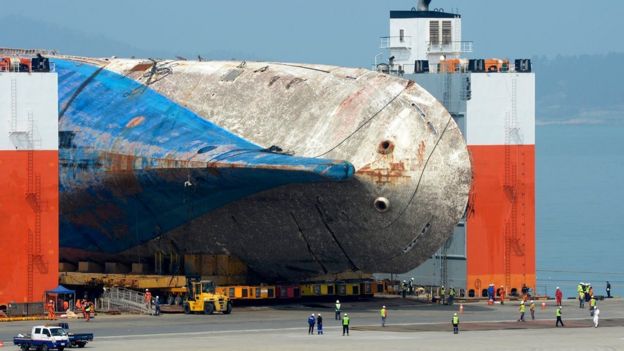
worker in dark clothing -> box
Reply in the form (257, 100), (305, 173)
(154, 296), (161, 316)
(316, 314), (323, 335)
(606, 281), (612, 298)
(555, 306), (564, 327)
(529, 300), (536, 320)
(307, 313), (316, 335)
(335, 300), (341, 320)
(342, 313), (350, 336)
(452, 313), (459, 334)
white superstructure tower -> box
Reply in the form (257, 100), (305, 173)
(381, 0), (471, 73)
(376, 1), (535, 297)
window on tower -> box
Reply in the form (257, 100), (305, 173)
(429, 21), (440, 44)
(442, 21), (452, 45)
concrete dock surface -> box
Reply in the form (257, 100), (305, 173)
(1, 297), (622, 350)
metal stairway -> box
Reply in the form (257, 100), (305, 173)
(97, 287), (154, 314)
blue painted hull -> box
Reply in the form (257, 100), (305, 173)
(56, 59), (353, 256)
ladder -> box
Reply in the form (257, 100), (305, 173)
(503, 78), (525, 291)
(98, 287), (154, 314)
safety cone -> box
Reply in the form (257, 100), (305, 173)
(459, 304), (464, 314)
(541, 302), (546, 310)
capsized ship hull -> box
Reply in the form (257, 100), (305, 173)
(55, 56), (471, 280)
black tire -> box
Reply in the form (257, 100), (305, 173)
(20, 345), (29, 351)
(203, 302), (214, 315)
(58, 347), (65, 351)
(77, 342), (86, 348)
(41, 345), (49, 351)
(183, 303), (191, 314)
(223, 301), (233, 315)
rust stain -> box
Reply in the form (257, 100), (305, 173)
(130, 62), (153, 72)
(126, 116), (145, 128)
(417, 141), (426, 165)
(357, 161), (410, 185)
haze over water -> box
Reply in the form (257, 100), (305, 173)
(536, 122), (624, 298)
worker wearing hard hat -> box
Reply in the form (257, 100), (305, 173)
(46, 300), (56, 320)
(555, 287), (563, 306)
(452, 313), (459, 334)
(380, 305), (387, 327)
(518, 301), (526, 322)
(335, 300), (341, 320)
(529, 300), (536, 320)
(144, 289), (152, 309)
(342, 313), (350, 336)
(307, 313), (316, 335)
(555, 305), (564, 327)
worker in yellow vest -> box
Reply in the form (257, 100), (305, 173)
(380, 306), (387, 327)
(590, 296), (597, 316)
(342, 313), (350, 336)
(555, 306), (564, 327)
(452, 313), (459, 334)
(335, 300), (341, 320)
(578, 290), (585, 308)
(517, 301), (526, 322)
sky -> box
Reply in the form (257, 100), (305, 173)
(2, 0), (623, 67)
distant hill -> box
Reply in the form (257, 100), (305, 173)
(0, 15), (170, 58)
(533, 53), (624, 125)
(2, 15), (622, 125)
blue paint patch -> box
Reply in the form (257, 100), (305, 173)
(53, 58), (354, 254)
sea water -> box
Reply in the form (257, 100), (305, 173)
(536, 122), (624, 298)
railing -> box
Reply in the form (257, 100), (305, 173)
(97, 287), (154, 314)
(380, 36), (413, 49)
(0, 62), (55, 73)
(374, 62), (527, 75)
(427, 41), (473, 53)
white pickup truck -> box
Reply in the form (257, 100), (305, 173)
(13, 325), (70, 351)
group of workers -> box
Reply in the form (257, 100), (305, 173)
(438, 286), (457, 305)
(144, 289), (163, 316)
(46, 298), (93, 321)
(514, 284), (606, 328)
(307, 300), (353, 335)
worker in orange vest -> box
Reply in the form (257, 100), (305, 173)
(46, 300), (56, 320)
(498, 286), (506, 305)
(144, 289), (152, 309)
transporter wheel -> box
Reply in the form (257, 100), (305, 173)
(203, 303), (214, 315)
(77, 342), (86, 348)
(20, 345), (29, 351)
(58, 347), (65, 351)
(183, 303), (191, 314)
(42, 345), (49, 351)
(223, 301), (232, 315)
